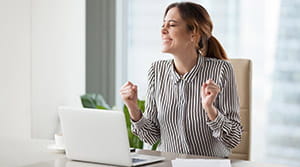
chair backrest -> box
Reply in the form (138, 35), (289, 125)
(228, 59), (252, 160)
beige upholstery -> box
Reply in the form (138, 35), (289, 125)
(228, 59), (252, 160)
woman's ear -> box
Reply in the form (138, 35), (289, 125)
(191, 34), (195, 42)
(191, 34), (201, 47)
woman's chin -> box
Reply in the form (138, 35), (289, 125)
(161, 48), (172, 53)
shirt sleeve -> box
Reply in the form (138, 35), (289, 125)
(131, 62), (160, 145)
(206, 61), (242, 149)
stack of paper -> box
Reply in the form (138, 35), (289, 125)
(172, 158), (231, 167)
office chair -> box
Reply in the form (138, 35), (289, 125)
(228, 59), (252, 161)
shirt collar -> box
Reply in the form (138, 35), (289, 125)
(171, 55), (205, 85)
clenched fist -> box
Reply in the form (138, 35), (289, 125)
(201, 79), (220, 121)
(119, 81), (141, 121)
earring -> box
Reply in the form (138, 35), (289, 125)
(199, 49), (203, 55)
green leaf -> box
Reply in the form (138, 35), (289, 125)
(123, 105), (131, 129)
(151, 141), (160, 150)
(137, 100), (145, 112)
(96, 105), (108, 110)
(80, 93), (111, 109)
(123, 99), (145, 149)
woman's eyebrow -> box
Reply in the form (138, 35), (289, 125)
(163, 19), (179, 23)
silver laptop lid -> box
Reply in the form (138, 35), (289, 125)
(58, 107), (132, 166)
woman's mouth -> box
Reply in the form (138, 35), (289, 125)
(162, 38), (172, 43)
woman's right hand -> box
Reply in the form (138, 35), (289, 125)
(119, 81), (141, 121)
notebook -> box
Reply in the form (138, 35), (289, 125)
(58, 106), (165, 166)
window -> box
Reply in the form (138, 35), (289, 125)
(266, 0), (300, 165)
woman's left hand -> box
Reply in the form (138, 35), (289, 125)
(201, 79), (220, 120)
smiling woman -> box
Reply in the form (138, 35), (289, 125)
(120, 2), (241, 158)
(119, 0), (300, 166)
(161, 3), (227, 61)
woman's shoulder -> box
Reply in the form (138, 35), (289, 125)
(204, 57), (233, 69)
(150, 59), (173, 69)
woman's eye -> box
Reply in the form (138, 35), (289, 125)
(161, 24), (176, 28)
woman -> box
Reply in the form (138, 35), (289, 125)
(120, 2), (241, 157)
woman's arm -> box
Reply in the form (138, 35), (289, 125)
(205, 61), (242, 149)
(131, 63), (160, 145)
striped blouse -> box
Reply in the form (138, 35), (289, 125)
(131, 55), (242, 157)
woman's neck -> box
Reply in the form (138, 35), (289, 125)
(173, 51), (198, 75)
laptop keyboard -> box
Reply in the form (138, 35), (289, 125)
(132, 158), (147, 163)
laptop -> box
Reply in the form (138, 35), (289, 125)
(58, 106), (165, 166)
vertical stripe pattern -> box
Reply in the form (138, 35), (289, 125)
(131, 55), (242, 157)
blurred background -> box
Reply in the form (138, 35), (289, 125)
(0, 0), (299, 166)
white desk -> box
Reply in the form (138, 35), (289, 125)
(0, 138), (292, 167)
(0, 138), (64, 167)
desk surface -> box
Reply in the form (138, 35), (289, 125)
(0, 138), (293, 167)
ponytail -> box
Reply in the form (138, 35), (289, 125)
(206, 36), (228, 60)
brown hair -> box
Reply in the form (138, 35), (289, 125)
(164, 2), (228, 60)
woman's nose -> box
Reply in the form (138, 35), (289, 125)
(161, 27), (168, 34)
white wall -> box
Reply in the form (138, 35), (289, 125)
(0, 0), (31, 139)
(0, 0), (85, 140)
(31, 0), (85, 139)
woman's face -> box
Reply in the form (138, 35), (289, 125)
(161, 7), (195, 54)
